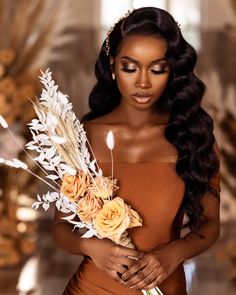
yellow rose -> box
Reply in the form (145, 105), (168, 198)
(93, 197), (130, 243)
(77, 194), (103, 224)
(88, 176), (119, 200)
(60, 171), (89, 201)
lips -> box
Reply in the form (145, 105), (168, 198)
(132, 93), (153, 104)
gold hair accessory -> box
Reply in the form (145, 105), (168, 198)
(105, 10), (133, 56)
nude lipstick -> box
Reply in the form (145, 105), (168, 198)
(131, 92), (153, 104)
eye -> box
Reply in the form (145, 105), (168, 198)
(151, 69), (167, 75)
(121, 68), (137, 73)
(151, 64), (168, 75)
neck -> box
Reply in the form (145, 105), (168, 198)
(113, 100), (169, 128)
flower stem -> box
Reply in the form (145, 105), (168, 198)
(110, 149), (114, 197)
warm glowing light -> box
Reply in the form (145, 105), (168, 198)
(17, 194), (34, 207)
(16, 207), (38, 222)
(132, 0), (166, 9)
(17, 257), (38, 294)
(17, 222), (28, 233)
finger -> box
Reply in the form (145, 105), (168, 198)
(108, 252), (137, 269)
(126, 271), (157, 290)
(113, 255), (137, 268)
(142, 273), (166, 290)
(126, 252), (144, 260)
(122, 260), (147, 281)
(117, 246), (143, 260)
(123, 261), (165, 287)
(109, 263), (129, 276)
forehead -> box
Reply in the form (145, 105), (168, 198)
(116, 35), (168, 61)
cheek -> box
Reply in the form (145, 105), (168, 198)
(116, 73), (134, 94)
(152, 75), (169, 94)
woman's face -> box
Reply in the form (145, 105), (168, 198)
(112, 35), (170, 111)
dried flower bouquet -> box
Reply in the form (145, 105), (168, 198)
(0, 70), (164, 295)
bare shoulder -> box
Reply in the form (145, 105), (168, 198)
(83, 113), (118, 140)
(82, 113), (119, 161)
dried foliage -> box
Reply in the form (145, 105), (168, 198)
(0, 0), (81, 267)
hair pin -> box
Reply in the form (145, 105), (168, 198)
(105, 10), (133, 56)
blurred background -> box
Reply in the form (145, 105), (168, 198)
(0, 0), (235, 294)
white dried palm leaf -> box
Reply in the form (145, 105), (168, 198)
(27, 69), (102, 179)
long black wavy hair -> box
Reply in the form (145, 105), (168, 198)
(82, 7), (220, 230)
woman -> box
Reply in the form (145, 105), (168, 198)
(54, 7), (221, 295)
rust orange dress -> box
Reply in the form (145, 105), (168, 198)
(63, 128), (221, 295)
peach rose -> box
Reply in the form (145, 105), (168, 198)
(88, 176), (118, 200)
(60, 171), (89, 201)
(93, 197), (130, 243)
(77, 194), (103, 224)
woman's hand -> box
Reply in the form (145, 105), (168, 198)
(121, 242), (182, 290)
(83, 237), (143, 283)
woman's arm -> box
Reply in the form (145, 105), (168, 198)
(170, 191), (220, 264)
(121, 192), (220, 290)
(53, 209), (142, 282)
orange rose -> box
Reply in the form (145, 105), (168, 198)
(60, 171), (89, 201)
(93, 197), (130, 243)
(77, 194), (103, 224)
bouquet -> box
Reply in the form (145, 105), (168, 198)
(0, 70), (164, 295)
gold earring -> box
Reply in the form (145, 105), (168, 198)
(112, 73), (116, 80)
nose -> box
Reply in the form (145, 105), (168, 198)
(135, 69), (151, 89)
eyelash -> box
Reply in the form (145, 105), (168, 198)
(121, 68), (167, 75)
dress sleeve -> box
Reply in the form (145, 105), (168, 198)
(208, 141), (221, 194)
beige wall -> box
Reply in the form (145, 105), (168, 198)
(73, 0), (100, 28)
(201, 0), (236, 29)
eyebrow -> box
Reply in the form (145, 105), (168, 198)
(121, 56), (167, 65)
